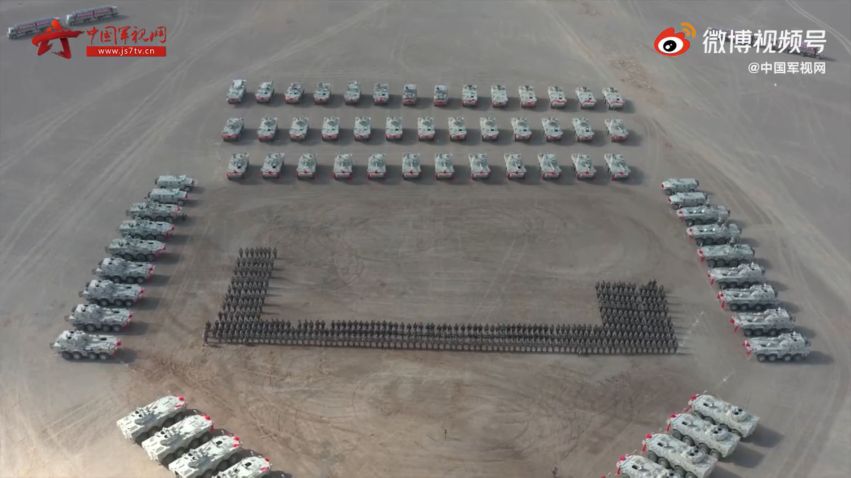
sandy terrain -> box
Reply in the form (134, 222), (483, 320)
(0, 1), (849, 477)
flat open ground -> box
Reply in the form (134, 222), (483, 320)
(1, 1), (849, 477)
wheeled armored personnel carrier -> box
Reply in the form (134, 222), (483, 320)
(226, 153), (249, 180)
(661, 178), (700, 195)
(615, 454), (676, 478)
(677, 205), (730, 226)
(417, 116), (435, 141)
(731, 308), (796, 336)
(254, 81), (274, 103)
(284, 82), (304, 104)
(313, 82), (331, 104)
(354, 116), (372, 141)
(697, 243), (755, 267)
(745, 332), (811, 362)
(462, 84), (478, 106)
(571, 153), (596, 179)
(7, 17), (57, 40)
(433, 84), (449, 106)
(119, 219), (175, 240)
(221, 117), (244, 141)
(367, 153), (386, 179)
(518, 84), (537, 108)
(547, 86), (567, 108)
(107, 238), (166, 262)
(81, 279), (144, 307)
(687, 394), (759, 438)
(490, 84), (508, 107)
(52, 330), (121, 360)
(289, 117), (308, 141)
(480, 116), (499, 141)
(66, 6), (118, 24)
(321, 116), (340, 141)
(668, 192), (708, 209)
(68, 303), (132, 332)
(541, 117), (563, 141)
(168, 435), (242, 478)
(575, 86), (597, 109)
(116, 395), (187, 442)
(155, 175), (195, 191)
(434, 153), (455, 180)
(603, 153), (631, 180)
(297, 153), (316, 179)
(95, 257), (154, 284)
(402, 83), (417, 105)
(142, 414), (214, 464)
(511, 117), (531, 141)
(667, 412), (740, 459)
(214, 456), (272, 478)
(226, 80), (246, 104)
(147, 188), (188, 206)
(469, 153), (491, 180)
(504, 153), (526, 179)
(373, 82), (390, 105)
(333, 153), (353, 180)
(687, 223), (740, 246)
(642, 433), (717, 478)
(602, 86), (626, 109)
(708, 262), (764, 289)
(448, 116), (467, 141)
(261, 153), (284, 179)
(604, 118), (629, 142)
(385, 116), (403, 140)
(402, 153), (421, 179)
(538, 153), (561, 179)
(572, 117), (594, 142)
(257, 116), (278, 142)
(127, 201), (186, 223)
(344, 81), (361, 105)
(718, 284), (777, 311)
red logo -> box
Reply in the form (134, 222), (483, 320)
(654, 22), (696, 57)
(31, 19), (82, 59)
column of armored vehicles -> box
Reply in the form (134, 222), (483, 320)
(116, 395), (273, 478)
(6, 5), (119, 39)
(50, 175), (197, 361)
(661, 178), (811, 362)
(611, 393), (759, 478)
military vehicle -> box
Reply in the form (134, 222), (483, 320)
(52, 330), (121, 360)
(226, 80), (246, 104)
(676, 205), (730, 227)
(289, 117), (308, 141)
(214, 456), (272, 478)
(81, 279), (144, 307)
(434, 153), (455, 180)
(642, 433), (717, 478)
(402, 83), (417, 106)
(745, 332), (811, 362)
(68, 303), (132, 332)
(602, 87), (626, 109)
(221, 117), (244, 141)
(147, 188), (189, 206)
(731, 308), (796, 337)
(661, 178), (700, 195)
(511, 117), (531, 141)
(257, 116), (278, 142)
(385, 116), (403, 141)
(603, 153), (631, 180)
(155, 175), (195, 191)
(490, 84), (508, 107)
(95, 257), (154, 284)
(142, 414), (214, 464)
(116, 395), (187, 442)
(366, 153), (387, 179)
(254, 81), (274, 103)
(333, 153), (353, 180)
(547, 86), (567, 108)
(119, 219), (175, 240)
(168, 435), (242, 478)
(697, 243), (755, 267)
(107, 238), (166, 262)
(7, 17), (57, 40)
(541, 117), (563, 142)
(571, 153), (597, 179)
(297, 153), (317, 179)
(687, 394), (759, 438)
(373, 82), (390, 105)
(572, 117), (594, 142)
(504, 153), (526, 180)
(417, 116), (435, 141)
(687, 223), (741, 246)
(127, 201), (186, 223)
(402, 153), (422, 180)
(226, 153), (250, 180)
(67, 5), (118, 26)
(261, 153), (284, 179)
(433, 84), (449, 106)
(538, 153), (561, 179)
(480, 116), (499, 141)
(666, 412), (740, 459)
(321, 116), (340, 141)
(354, 116), (372, 141)
(615, 454), (676, 478)
(575, 86), (597, 109)
(717, 284), (777, 311)
(668, 192), (708, 209)
(449, 116), (467, 141)
(462, 84), (478, 106)
(284, 82), (304, 104)
(469, 153), (491, 180)
(604, 118), (629, 142)
(518, 85), (537, 108)
(707, 262), (764, 289)
(344, 80), (361, 105)
(313, 81), (331, 104)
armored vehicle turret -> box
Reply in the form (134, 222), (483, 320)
(603, 153), (631, 180)
(490, 84), (508, 107)
(572, 116), (594, 142)
(52, 329), (121, 360)
(260, 153), (284, 179)
(461, 84), (478, 106)
(433, 84), (449, 106)
(142, 414), (214, 464)
(541, 117), (563, 141)
(687, 394), (759, 438)
(68, 303), (132, 332)
(708, 262), (764, 289)
(107, 237), (166, 262)
(168, 435), (242, 478)
(731, 308), (796, 337)
(677, 205), (729, 226)
(575, 86), (597, 109)
(257, 116), (278, 142)
(687, 223), (740, 246)
(321, 116), (340, 141)
(313, 81), (331, 104)
(615, 454), (676, 478)
(367, 153), (386, 179)
(116, 395), (187, 442)
(469, 153), (491, 180)
(604, 118), (629, 141)
(697, 243), (754, 267)
(254, 81), (274, 103)
(642, 433), (717, 478)
(538, 153), (561, 179)
(80, 279), (144, 307)
(745, 332), (811, 362)
(373, 82), (390, 105)
(668, 192), (708, 209)
(402, 83), (418, 106)
(148, 188), (188, 205)
(571, 153), (596, 179)
(434, 153), (455, 180)
(511, 117), (531, 141)
(518, 84), (537, 108)
(602, 87), (626, 109)
(127, 201), (185, 223)
(504, 153), (526, 179)
(717, 284), (777, 311)
(226, 80), (246, 104)
(155, 175), (195, 191)
(227, 153), (249, 180)
(214, 456), (271, 478)
(449, 116), (467, 141)
(344, 80), (361, 105)
(547, 86), (567, 108)
(479, 116), (499, 141)
(354, 116), (372, 141)
(333, 153), (353, 180)
(661, 178), (700, 195)
(666, 412), (740, 459)
(221, 117), (244, 141)
(119, 219), (175, 241)
(402, 153), (422, 179)
(95, 257), (154, 284)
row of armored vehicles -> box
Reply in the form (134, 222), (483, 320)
(662, 178), (811, 361)
(227, 79), (626, 109)
(117, 395), (272, 478)
(7, 5), (118, 39)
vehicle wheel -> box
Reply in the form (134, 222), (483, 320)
(710, 449), (721, 459)
(98, 353), (110, 360)
(674, 466), (684, 476)
(729, 304), (739, 312)
(98, 299), (110, 307)
(124, 300), (135, 308)
(647, 451), (657, 462)
(695, 240), (703, 247)
(156, 216), (166, 222)
(698, 443), (708, 454)
(111, 325), (123, 332)
(84, 324), (96, 332)
(145, 254), (154, 262)
(757, 354), (766, 362)
(177, 200), (184, 206)
(135, 277), (145, 284)
(683, 435), (694, 446)
(671, 430), (682, 439)
(768, 354), (778, 362)
(61, 352), (73, 360)
(71, 352), (83, 360)
(783, 354), (792, 362)
(658, 458), (669, 468)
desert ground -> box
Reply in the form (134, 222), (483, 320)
(0, 1), (849, 477)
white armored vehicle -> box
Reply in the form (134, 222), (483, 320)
(661, 178), (700, 195)
(449, 116), (467, 141)
(518, 84), (537, 108)
(313, 81), (331, 104)
(95, 257), (154, 284)
(433, 84), (449, 106)
(602, 87), (626, 109)
(677, 205), (730, 226)
(148, 188), (189, 206)
(321, 116), (340, 141)
(120, 219), (175, 240)
(257, 116), (278, 142)
(490, 84), (508, 107)
(667, 412), (741, 459)
(297, 153), (317, 179)
(417, 116), (435, 141)
(707, 262), (764, 289)
(434, 153), (455, 180)
(168, 435), (242, 478)
(575, 86), (597, 109)
(687, 223), (741, 246)
(68, 303), (132, 332)
(604, 118), (629, 142)
(66, 6), (118, 25)
(571, 153), (597, 179)
(344, 81), (361, 105)
(81, 279), (144, 307)
(717, 284), (777, 312)
(142, 414), (214, 464)
(731, 308), (796, 337)
(745, 332), (811, 362)
(504, 153), (526, 180)
(261, 153), (284, 179)
(221, 117), (244, 141)
(128, 201), (185, 223)
(373, 82), (390, 105)
(480, 116), (499, 141)
(538, 153), (562, 180)
(698, 243), (755, 267)
(284, 82), (304, 104)
(385, 116), (403, 141)
(642, 433), (717, 478)
(227, 80), (246, 104)
(254, 81), (274, 103)
(107, 238), (166, 262)
(402, 153), (422, 179)
(226, 153), (250, 180)
(615, 454), (676, 478)
(402, 83), (417, 106)
(541, 117), (563, 142)
(668, 192), (708, 209)
(603, 153), (631, 180)
(333, 153), (353, 180)
(572, 117), (594, 142)
(52, 330), (121, 360)
(462, 84), (478, 106)
(688, 394), (759, 438)
(367, 153), (387, 179)
(511, 117), (531, 141)
(156, 175), (195, 191)
(547, 86), (567, 108)
(214, 456), (271, 478)
(468, 153), (491, 180)
(354, 116), (372, 141)
(116, 395), (187, 443)
(7, 17), (58, 40)
(289, 117), (309, 141)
